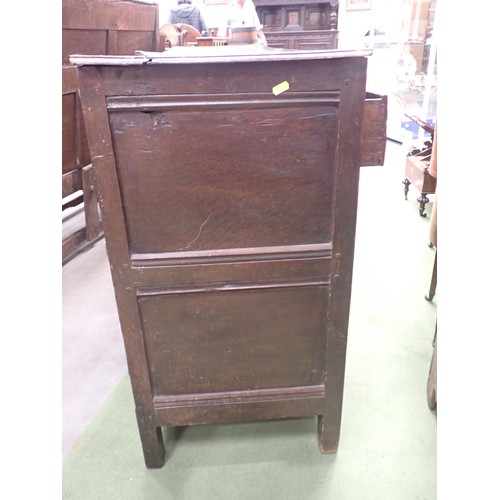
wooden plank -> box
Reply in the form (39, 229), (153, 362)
(62, 228), (87, 261)
(360, 93), (387, 167)
(62, 0), (158, 31)
(62, 93), (77, 175)
(116, 31), (157, 54)
(62, 66), (79, 94)
(62, 29), (107, 65)
(318, 56), (367, 453)
(62, 170), (82, 198)
(82, 165), (101, 241)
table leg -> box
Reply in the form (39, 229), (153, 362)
(402, 179), (410, 200)
(418, 193), (429, 217)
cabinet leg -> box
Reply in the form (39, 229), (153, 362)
(136, 409), (166, 468)
(402, 179), (410, 200)
(317, 413), (340, 454)
(418, 193), (429, 217)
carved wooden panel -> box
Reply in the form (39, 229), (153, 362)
(286, 9), (301, 27)
(110, 101), (336, 254)
(265, 29), (338, 49)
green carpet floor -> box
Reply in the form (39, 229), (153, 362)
(62, 141), (437, 499)
(62, 373), (436, 500)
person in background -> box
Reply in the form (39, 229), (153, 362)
(168, 0), (208, 35)
(218, 0), (267, 46)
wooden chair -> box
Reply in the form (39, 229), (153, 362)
(177, 23), (202, 45)
(160, 23), (180, 48)
(160, 23), (202, 47)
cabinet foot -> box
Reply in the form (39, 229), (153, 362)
(141, 426), (165, 469)
(317, 414), (339, 454)
(136, 409), (166, 468)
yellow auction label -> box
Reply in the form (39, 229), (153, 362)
(272, 81), (290, 96)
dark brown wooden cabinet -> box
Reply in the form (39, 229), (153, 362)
(72, 46), (386, 468)
(254, 0), (338, 49)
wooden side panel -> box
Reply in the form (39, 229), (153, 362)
(140, 286), (328, 396)
(260, 9), (283, 30)
(116, 31), (157, 54)
(63, 0), (158, 31)
(62, 29), (108, 65)
(62, 67), (90, 194)
(360, 93), (387, 167)
(304, 7), (330, 30)
(62, 93), (77, 176)
(110, 100), (337, 254)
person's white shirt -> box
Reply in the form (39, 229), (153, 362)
(218, 0), (265, 40)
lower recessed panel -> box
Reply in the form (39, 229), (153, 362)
(139, 285), (329, 396)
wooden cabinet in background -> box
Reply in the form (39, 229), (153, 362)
(254, 0), (338, 49)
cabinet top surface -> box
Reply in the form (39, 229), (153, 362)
(70, 46), (372, 66)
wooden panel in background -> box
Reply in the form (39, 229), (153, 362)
(62, 0), (160, 263)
